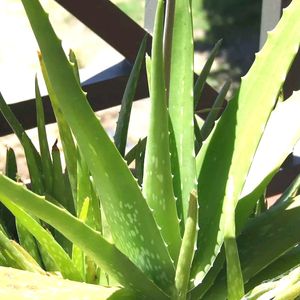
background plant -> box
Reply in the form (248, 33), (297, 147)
(0, 0), (300, 300)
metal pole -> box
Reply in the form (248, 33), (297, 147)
(144, 0), (157, 33)
(259, 0), (282, 48)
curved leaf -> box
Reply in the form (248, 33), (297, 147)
(0, 174), (169, 299)
(192, 1), (300, 287)
(143, 0), (181, 263)
(21, 0), (174, 291)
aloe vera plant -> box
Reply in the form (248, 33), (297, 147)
(0, 0), (300, 299)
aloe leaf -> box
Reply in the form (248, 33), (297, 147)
(5, 148), (17, 181)
(0, 148), (17, 239)
(191, 175), (300, 299)
(22, 0), (175, 290)
(0, 227), (41, 273)
(51, 142), (67, 207)
(168, 0), (196, 227)
(194, 81), (229, 153)
(191, 1), (300, 287)
(68, 49), (80, 83)
(188, 248), (225, 299)
(114, 36), (147, 157)
(0, 93), (41, 167)
(194, 115), (205, 154)
(0, 175), (168, 299)
(241, 90), (300, 199)
(21, 133), (44, 194)
(163, 0), (175, 96)
(76, 149), (91, 215)
(239, 197), (300, 283)
(15, 219), (42, 266)
(125, 137), (146, 165)
(223, 234), (244, 300)
(245, 245), (300, 293)
(51, 141), (75, 217)
(175, 191), (198, 300)
(276, 173), (300, 203)
(38, 54), (77, 205)
(72, 197), (89, 279)
(145, 53), (152, 90)
(0, 266), (131, 300)
(35, 76), (53, 194)
(135, 139), (145, 186)
(142, 0), (181, 263)
(1, 196), (83, 281)
(0, 252), (8, 267)
(205, 197), (300, 299)
(246, 265), (300, 300)
(200, 81), (230, 141)
(194, 39), (222, 109)
(0, 93), (24, 140)
(17, 134), (44, 265)
(236, 91), (300, 232)
(11, 240), (45, 273)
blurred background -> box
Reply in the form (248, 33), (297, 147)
(0, 0), (262, 179)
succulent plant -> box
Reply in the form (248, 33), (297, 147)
(0, 0), (300, 299)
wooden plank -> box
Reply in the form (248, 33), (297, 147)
(54, 0), (152, 63)
(0, 69), (148, 135)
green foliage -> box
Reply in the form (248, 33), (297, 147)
(0, 1), (300, 299)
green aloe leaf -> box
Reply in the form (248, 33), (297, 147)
(236, 90), (300, 233)
(142, 0), (181, 263)
(15, 219), (42, 267)
(175, 191), (198, 300)
(0, 266), (131, 300)
(114, 36), (147, 157)
(191, 1), (300, 287)
(0, 148), (17, 239)
(0, 196), (83, 281)
(22, 133), (44, 195)
(20, 0), (175, 291)
(76, 150), (91, 215)
(0, 174), (168, 299)
(68, 49), (80, 83)
(275, 174), (300, 205)
(241, 90), (300, 199)
(245, 245), (300, 293)
(0, 93), (42, 170)
(246, 266), (300, 300)
(125, 137), (146, 165)
(35, 77), (53, 194)
(51, 142), (67, 208)
(134, 139), (145, 186)
(72, 197), (90, 279)
(168, 0), (196, 227)
(200, 81), (230, 142)
(188, 247), (225, 299)
(239, 197), (300, 283)
(18, 134), (44, 266)
(0, 227), (42, 273)
(204, 196), (300, 300)
(5, 148), (17, 181)
(194, 39), (222, 109)
(39, 54), (77, 205)
(75, 151), (102, 282)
